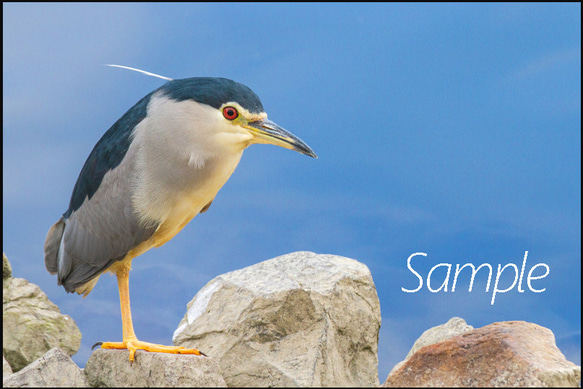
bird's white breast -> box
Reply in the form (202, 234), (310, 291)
(130, 93), (251, 237)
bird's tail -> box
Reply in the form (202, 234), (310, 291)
(44, 217), (66, 275)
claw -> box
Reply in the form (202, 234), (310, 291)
(97, 267), (206, 363)
(100, 339), (205, 362)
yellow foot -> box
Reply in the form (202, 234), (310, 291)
(99, 338), (206, 362)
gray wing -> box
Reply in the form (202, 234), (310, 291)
(45, 148), (158, 293)
(45, 91), (159, 293)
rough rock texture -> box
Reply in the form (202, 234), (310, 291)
(388, 317), (473, 376)
(3, 268), (82, 372)
(3, 354), (13, 375)
(383, 321), (581, 387)
(85, 348), (226, 387)
(3, 252), (12, 279)
(173, 251), (381, 387)
(2, 347), (87, 387)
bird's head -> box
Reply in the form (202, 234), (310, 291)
(155, 77), (317, 159)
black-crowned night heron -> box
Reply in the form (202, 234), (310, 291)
(44, 69), (317, 362)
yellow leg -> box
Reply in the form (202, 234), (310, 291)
(100, 262), (205, 362)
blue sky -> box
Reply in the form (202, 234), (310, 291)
(3, 3), (580, 379)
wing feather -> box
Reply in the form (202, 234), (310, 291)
(45, 92), (160, 294)
(57, 145), (158, 293)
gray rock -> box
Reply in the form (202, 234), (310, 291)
(2, 347), (87, 387)
(84, 348), (226, 387)
(383, 321), (581, 387)
(3, 276), (82, 372)
(3, 354), (13, 375)
(387, 317), (473, 377)
(173, 251), (381, 387)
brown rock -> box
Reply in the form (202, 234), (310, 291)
(84, 348), (227, 387)
(387, 317), (473, 377)
(383, 321), (581, 387)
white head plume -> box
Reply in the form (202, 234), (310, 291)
(105, 64), (173, 81)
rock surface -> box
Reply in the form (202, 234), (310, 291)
(3, 254), (82, 372)
(173, 251), (381, 387)
(3, 252), (12, 279)
(84, 348), (226, 387)
(3, 354), (13, 375)
(2, 347), (87, 388)
(388, 317), (473, 376)
(383, 320), (581, 387)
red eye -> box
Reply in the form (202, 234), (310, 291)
(223, 106), (238, 120)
